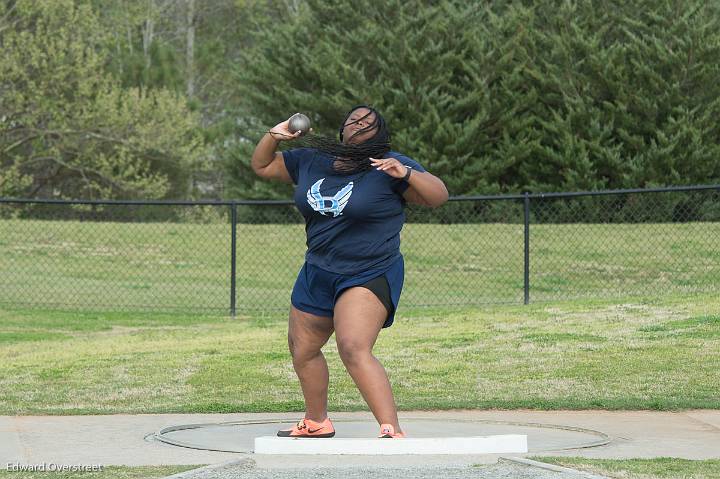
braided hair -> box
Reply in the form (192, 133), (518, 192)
(297, 105), (391, 175)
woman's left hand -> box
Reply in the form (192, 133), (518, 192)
(370, 157), (410, 179)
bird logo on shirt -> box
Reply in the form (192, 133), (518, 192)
(306, 178), (353, 217)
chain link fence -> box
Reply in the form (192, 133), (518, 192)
(1, 185), (718, 315)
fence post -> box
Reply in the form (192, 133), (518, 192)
(523, 192), (530, 305)
(230, 201), (237, 318)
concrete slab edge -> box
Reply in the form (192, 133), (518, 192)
(254, 435), (528, 455)
(159, 458), (252, 479)
(500, 456), (609, 478)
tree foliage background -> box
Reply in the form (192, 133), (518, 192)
(0, 0), (206, 200)
(1, 0), (719, 201)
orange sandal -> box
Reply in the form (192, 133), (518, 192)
(378, 423), (406, 438)
(277, 417), (335, 438)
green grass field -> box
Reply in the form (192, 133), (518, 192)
(1, 217), (718, 478)
(1, 219), (718, 313)
(533, 457), (720, 479)
(0, 293), (718, 415)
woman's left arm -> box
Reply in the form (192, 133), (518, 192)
(370, 157), (449, 208)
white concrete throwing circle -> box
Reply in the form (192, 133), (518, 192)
(153, 418), (609, 455)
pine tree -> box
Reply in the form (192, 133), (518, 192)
(227, 0), (720, 201)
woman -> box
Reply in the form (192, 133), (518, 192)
(251, 105), (448, 439)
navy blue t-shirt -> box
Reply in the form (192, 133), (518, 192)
(283, 148), (426, 274)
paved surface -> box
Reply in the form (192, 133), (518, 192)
(1, 409), (718, 474)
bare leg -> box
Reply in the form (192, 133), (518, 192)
(287, 306), (334, 422)
(333, 287), (401, 433)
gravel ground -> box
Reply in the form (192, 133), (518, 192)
(162, 458), (608, 479)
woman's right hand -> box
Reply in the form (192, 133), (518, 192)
(269, 114), (306, 141)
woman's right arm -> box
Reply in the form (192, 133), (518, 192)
(251, 117), (302, 184)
